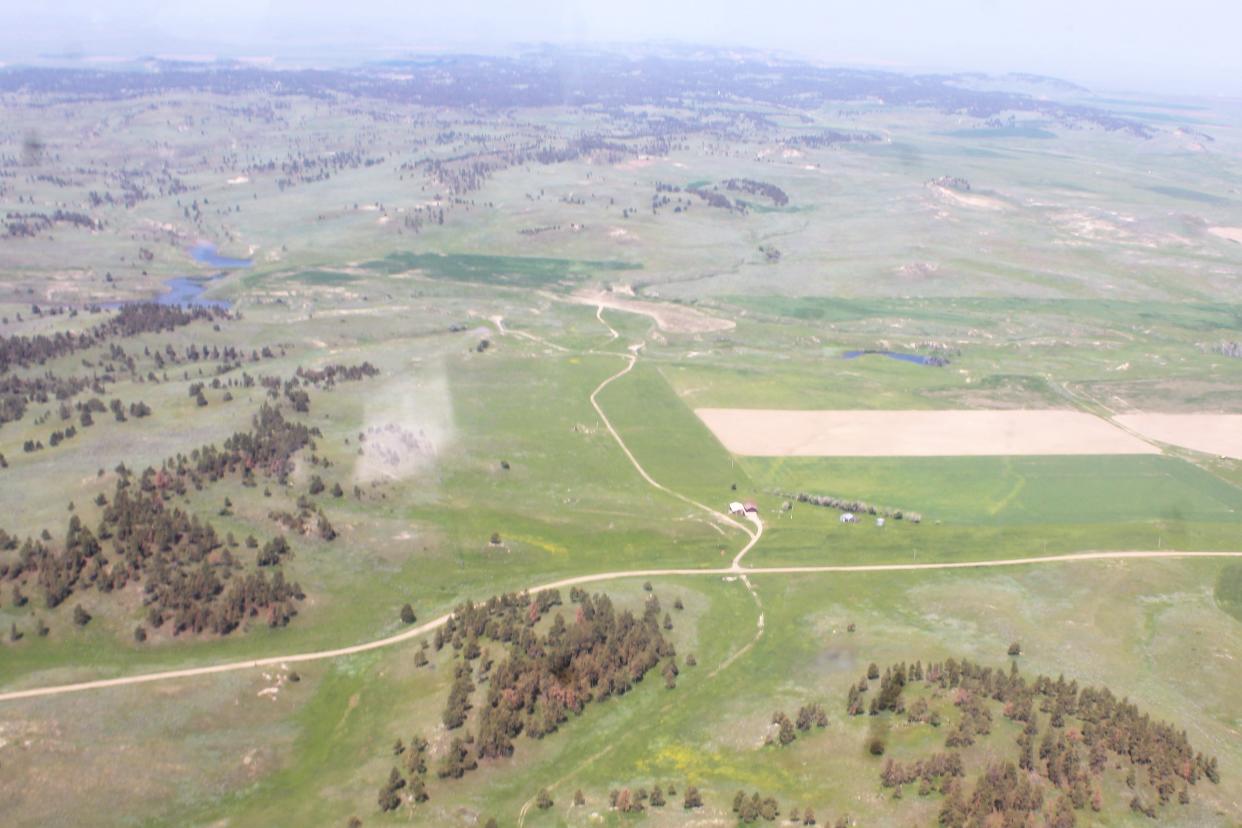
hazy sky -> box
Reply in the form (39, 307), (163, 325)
(2, 0), (1237, 95)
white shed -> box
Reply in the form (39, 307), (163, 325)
(840, 513), (857, 524)
(729, 501), (746, 515)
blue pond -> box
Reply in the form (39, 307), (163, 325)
(147, 242), (251, 308)
(190, 242), (253, 269)
(157, 277), (231, 309)
(98, 276), (230, 310)
(98, 241), (247, 309)
(843, 350), (945, 366)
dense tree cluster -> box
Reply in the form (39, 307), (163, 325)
(939, 762), (1059, 828)
(0, 481), (303, 635)
(733, 790), (781, 822)
(687, 183), (736, 212)
(849, 658), (1219, 823)
(378, 734), (430, 811)
(784, 129), (883, 148)
(927, 176), (972, 192)
(4, 208), (100, 237)
(0, 304), (231, 431)
(607, 784), (674, 814)
(377, 588), (677, 805)
(471, 590), (676, 761)
(0, 401), (323, 635)
(168, 403), (319, 485)
(770, 703), (827, 746)
(722, 178), (789, 206)
(0, 371), (106, 430)
(0, 303), (225, 375)
(881, 752), (965, 790)
(151, 342), (280, 373)
(292, 360), (380, 387)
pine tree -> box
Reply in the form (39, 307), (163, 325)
(377, 767), (404, 812)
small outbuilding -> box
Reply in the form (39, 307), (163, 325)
(840, 512), (857, 524)
(729, 501), (746, 515)
(743, 500), (759, 514)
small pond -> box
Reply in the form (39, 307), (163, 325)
(190, 242), (253, 269)
(843, 350), (947, 367)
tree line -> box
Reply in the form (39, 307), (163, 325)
(0, 303), (226, 375)
(784, 491), (923, 523)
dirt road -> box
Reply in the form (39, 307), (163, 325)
(4, 550), (1239, 704)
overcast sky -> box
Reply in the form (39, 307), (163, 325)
(2, 0), (1237, 96)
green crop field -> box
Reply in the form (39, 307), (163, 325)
(742, 455), (1242, 525)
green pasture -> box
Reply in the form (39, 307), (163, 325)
(742, 454), (1242, 525)
(360, 252), (640, 287)
(8, 559), (1238, 826)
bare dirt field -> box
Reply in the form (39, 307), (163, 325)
(1115, 413), (1242, 459)
(695, 409), (1160, 457)
(930, 184), (1009, 211)
(558, 289), (736, 334)
(1207, 226), (1242, 244)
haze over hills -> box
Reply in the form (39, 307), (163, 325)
(0, 47), (1156, 139)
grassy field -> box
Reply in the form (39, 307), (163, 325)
(2, 74), (1242, 827)
(1217, 564), (1242, 623)
(6, 560), (1239, 827)
(742, 455), (1242, 525)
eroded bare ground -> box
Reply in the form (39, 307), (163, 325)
(557, 289), (736, 334)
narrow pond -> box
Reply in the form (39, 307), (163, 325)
(842, 350), (947, 367)
(189, 242), (254, 270)
(99, 243), (251, 309)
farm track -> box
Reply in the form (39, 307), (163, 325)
(2, 311), (1241, 704)
(3, 550), (1240, 704)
